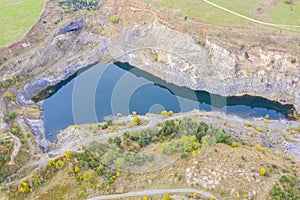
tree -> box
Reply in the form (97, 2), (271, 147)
(1, 81), (8, 89)
(113, 137), (122, 146)
(161, 110), (168, 117)
(74, 166), (81, 173)
(163, 194), (170, 200)
(10, 76), (18, 85)
(8, 111), (16, 120)
(55, 159), (64, 168)
(6, 93), (14, 101)
(110, 15), (119, 23)
(260, 168), (266, 176)
(133, 116), (141, 125)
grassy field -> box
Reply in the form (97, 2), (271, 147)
(269, 1), (300, 25)
(144, 0), (300, 27)
(144, 0), (247, 26)
(209, 0), (264, 18)
(0, 0), (45, 47)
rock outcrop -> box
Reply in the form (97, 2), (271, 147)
(23, 116), (51, 152)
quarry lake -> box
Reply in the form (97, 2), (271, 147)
(34, 62), (294, 141)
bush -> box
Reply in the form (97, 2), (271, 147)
(74, 166), (80, 173)
(161, 110), (168, 117)
(163, 194), (170, 200)
(1, 81), (8, 89)
(231, 142), (238, 148)
(133, 116), (141, 125)
(291, 57), (297, 64)
(255, 126), (262, 132)
(284, 0), (293, 4)
(7, 111), (16, 121)
(6, 93), (14, 101)
(260, 168), (266, 176)
(110, 15), (119, 23)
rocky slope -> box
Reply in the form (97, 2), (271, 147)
(16, 23), (300, 113)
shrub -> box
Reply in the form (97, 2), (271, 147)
(10, 76), (18, 85)
(256, 146), (263, 151)
(25, 131), (31, 137)
(74, 166), (80, 173)
(153, 54), (158, 61)
(163, 194), (170, 200)
(110, 15), (119, 23)
(6, 93), (14, 101)
(161, 110), (168, 117)
(231, 142), (238, 148)
(7, 111), (16, 121)
(1, 81), (8, 89)
(55, 159), (64, 168)
(168, 110), (173, 116)
(255, 126), (262, 132)
(284, 0), (293, 4)
(133, 116), (141, 125)
(260, 168), (266, 176)
(264, 114), (270, 119)
(291, 57), (296, 64)
(177, 174), (183, 181)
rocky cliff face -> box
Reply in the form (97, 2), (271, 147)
(205, 37), (300, 112)
(15, 21), (300, 150)
(17, 23), (300, 113)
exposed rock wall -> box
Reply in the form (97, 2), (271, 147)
(17, 24), (300, 112)
(16, 23), (300, 151)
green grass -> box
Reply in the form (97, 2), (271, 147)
(0, 0), (45, 47)
(144, 0), (247, 26)
(269, 1), (300, 25)
(209, 0), (264, 18)
(144, 0), (300, 27)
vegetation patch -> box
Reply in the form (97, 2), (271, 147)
(58, 0), (100, 11)
(0, 0), (45, 47)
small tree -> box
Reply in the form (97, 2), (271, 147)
(1, 81), (8, 89)
(7, 111), (16, 121)
(260, 168), (266, 176)
(163, 194), (170, 200)
(284, 0), (293, 4)
(133, 116), (141, 125)
(10, 76), (18, 85)
(110, 15), (119, 23)
(74, 166), (80, 173)
(161, 110), (168, 117)
(6, 93), (14, 101)
(55, 159), (64, 169)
